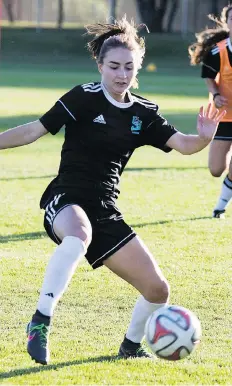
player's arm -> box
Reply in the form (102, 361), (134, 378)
(166, 132), (210, 155)
(166, 104), (226, 155)
(0, 120), (48, 150)
(205, 77), (219, 96)
(0, 86), (84, 150)
(202, 49), (228, 107)
(205, 78), (228, 108)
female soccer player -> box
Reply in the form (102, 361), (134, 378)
(0, 17), (225, 365)
(189, 5), (232, 218)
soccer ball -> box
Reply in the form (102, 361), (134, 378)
(145, 305), (201, 360)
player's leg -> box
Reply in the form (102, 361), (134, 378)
(36, 204), (92, 317)
(103, 236), (169, 359)
(27, 196), (92, 365)
(213, 156), (232, 217)
(208, 140), (231, 177)
(209, 140), (232, 217)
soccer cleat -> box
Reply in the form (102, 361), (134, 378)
(212, 209), (225, 219)
(27, 318), (50, 365)
(118, 339), (154, 359)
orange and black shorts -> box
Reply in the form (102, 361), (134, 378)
(214, 122), (232, 140)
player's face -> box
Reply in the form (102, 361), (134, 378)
(227, 9), (232, 33)
(98, 47), (138, 102)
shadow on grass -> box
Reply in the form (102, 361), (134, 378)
(0, 355), (120, 380)
(131, 216), (211, 228)
(0, 61), (202, 98)
(0, 232), (47, 243)
(0, 115), (40, 129)
(0, 217), (212, 245)
(0, 55), (203, 98)
(0, 116), (65, 133)
(1, 175), (55, 181)
(125, 166), (207, 172)
(1, 166), (207, 181)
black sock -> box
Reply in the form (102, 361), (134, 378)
(224, 175), (232, 189)
(123, 336), (140, 346)
(32, 309), (51, 325)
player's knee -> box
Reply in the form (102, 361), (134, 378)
(59, 235), (87, 260)
(209, 167), (224, 177)
(228, 172), (232, 180)
(73, 224), (92, 246)
(144, 279), (170, 303)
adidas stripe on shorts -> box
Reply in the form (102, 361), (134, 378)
(43, 193), (136, 269)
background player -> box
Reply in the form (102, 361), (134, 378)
(189, 4), (232, 218)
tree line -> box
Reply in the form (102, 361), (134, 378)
(3, 0), (230, 32)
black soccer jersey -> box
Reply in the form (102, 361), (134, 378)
(201, 37), (232, 78)
(39, 82), (177, 207)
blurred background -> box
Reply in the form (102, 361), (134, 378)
(1, 0), (230, 130)
(1, 0), (230, 68)
(1, 0), (230, 32)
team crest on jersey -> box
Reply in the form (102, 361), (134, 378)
(131, 116), (142, 134)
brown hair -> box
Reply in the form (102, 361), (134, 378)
(85, 16), (146, 88)
(188, 5), (232, 65)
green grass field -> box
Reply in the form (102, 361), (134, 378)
(0, 54), (232, 385)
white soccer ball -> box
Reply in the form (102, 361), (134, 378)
(145, 305), (201, 360)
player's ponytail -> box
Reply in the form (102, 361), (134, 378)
(86, 25), (123, 59)
(188, 4), (232, 65)
(85, 16), (146, 64)
(189, 30), (229, 65)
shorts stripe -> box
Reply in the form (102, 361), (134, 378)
(91, 232), (136, 268)
(214, 136), (232, 140)
(43, 193), (136, 269)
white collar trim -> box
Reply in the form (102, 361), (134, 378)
(101, 82), (134, 108)
(228, 38), (232, 53)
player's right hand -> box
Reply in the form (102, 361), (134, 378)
(214, 94), (228, 108)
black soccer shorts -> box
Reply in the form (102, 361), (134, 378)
(214, 122), (232, 140)
(43, 193), (136, 269)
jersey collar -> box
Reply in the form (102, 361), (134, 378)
(228, 37), (232, 53)
(101, 82), (134, 109)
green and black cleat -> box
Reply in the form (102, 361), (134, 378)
(212, 209), (225, 219)
(118, 338), (154, 359)
(27, 317), (50, 365)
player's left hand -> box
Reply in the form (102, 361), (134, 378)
(197, 103), (226, 142)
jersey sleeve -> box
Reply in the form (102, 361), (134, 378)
(39, 85), (85, 135)
(201, 49), (220, 79)
(141, 111), (177, 152)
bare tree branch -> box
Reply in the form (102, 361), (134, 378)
(108, 0), (117, 22)
(136, 0), (172, 33)
(211, 0), (219, 17)
(167, 0), (179, 32)
(3, 0), (14, 23)
(57, 0), (64, 29)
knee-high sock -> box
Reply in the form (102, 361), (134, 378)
(214, 175), (232, 211)
(126, 295), (167, 343)
(37, 236), (86, 317)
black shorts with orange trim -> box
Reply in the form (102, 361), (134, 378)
(43, 193), (136, 269)
(214, 122), (232, 140)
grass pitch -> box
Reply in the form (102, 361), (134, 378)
(0, 59), (231, 385)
